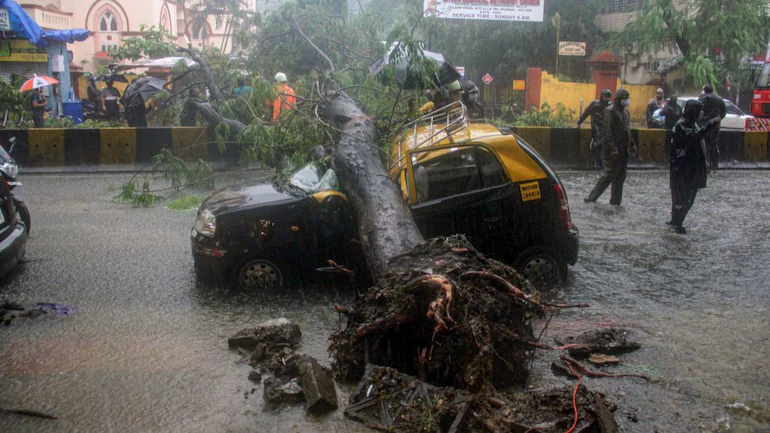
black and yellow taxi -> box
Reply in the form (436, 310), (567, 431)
(192, 102), (578, 288)
(388, 102), (578, 283)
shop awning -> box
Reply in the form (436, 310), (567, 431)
(0, 0), (89, 47)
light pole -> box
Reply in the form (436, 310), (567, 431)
(552, 12), (561, 75)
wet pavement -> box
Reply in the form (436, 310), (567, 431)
(0, 170), (768, 432)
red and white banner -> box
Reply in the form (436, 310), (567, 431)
(424, 0), (545, 22)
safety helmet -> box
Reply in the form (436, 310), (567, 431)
(274, 72), (287, 83)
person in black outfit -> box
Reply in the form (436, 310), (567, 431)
(698, 85), (727, 171)
(585, 87), (637, 205)
(660, 95), (682, 163)
(100, 79), (121, 121)
(180, 88), (201, 126)
(577, 88), (612, 169)
(31, 87), (47, 128)
(669, 99), (719, 234)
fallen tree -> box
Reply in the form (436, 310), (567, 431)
(319, 89), (543, 391)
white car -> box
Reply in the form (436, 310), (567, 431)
(675, 96), (754, 131)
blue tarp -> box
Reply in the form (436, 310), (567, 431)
(0, 0), (89, 47)
(42, 29), (90, 44)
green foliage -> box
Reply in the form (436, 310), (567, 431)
(152, 148), (215, 192)
(0, 75), (32, 127)
(110, 24), (178, 61)
(111, 176), (161, 207)
(167, 194), (204, 211)
(512, 102), (574, 127)
(609, 0), (770, 91)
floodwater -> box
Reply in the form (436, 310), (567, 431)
(0, 170), (768, 432)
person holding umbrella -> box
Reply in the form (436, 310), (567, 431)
(19, 74), (59, 128)
(120, 77), (166, 128)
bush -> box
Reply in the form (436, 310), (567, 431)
(513, 102), (575, 127)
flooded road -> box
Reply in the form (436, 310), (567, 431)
(539, 169), (770, 433)
(1, 170), (768, 432)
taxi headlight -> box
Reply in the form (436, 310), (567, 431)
(194, 208), (216, 237)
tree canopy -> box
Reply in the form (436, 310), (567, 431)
(609, 0), (770, 90)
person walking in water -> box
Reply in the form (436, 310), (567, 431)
(699, 85), (726, 171)
(577, 88), (612, 170)
(668, 99), (719, 234)
(585, 87), (637, 205)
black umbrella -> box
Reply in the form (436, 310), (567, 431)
(369, 47), (461, 89)
(96, 74), (129, 83)
(120, 77), (167, 108)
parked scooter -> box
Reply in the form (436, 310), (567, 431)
(0, 137), (30, 233)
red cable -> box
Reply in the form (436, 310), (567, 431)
(564, 360), (582, 433)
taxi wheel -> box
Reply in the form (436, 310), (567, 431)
(238, 259), (285, 290)
(514, 246), (567, 286)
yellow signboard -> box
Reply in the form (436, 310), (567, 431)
(512, 80), (526, 90)
(0, 40), (48, 62)
(519, 181), (541, 202)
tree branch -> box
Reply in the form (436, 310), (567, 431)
(290, 15), (335, 73)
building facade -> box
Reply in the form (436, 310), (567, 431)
(19, 0), (260, 71)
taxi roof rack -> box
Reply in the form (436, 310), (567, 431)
(390, 101), (468, 171)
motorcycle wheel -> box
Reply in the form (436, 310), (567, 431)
(15, 199), (30, 234)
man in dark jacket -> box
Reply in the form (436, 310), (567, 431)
(660, 95), (682, 163)
(699, 85), (727, 171)
(646, 88), (665, 128)
(669, 99), (719, 234)
(585, 87), (637, 205)
(577, 88), (612, 169)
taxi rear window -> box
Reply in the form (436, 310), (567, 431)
(413, 146), (507, 202)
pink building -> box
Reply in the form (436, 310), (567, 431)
(19, 0), (254, 71)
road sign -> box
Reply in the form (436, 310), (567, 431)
(512, 80), (526, 90)
(482, 73), (494, 85)
(558, 41), (587, 56)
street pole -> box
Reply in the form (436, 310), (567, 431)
(552, 13), (561, 76)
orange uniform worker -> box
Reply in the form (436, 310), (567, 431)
(272, 72), (296, 121)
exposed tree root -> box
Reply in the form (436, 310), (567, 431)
(330, 235), (544, 391)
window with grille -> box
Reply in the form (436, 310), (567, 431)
(99, 11), (117, 31)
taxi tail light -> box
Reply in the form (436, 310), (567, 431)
(554, 184), (573, 230)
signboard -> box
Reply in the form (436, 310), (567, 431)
(456, 66), (465, 78)
(513, 80), (526, 90)
(0, 40), (48, 62)
(482, 73), (494, 85)
(424, 0), (544, 23)
(0, 8), (10, 31)
(558, 41), (586, 56)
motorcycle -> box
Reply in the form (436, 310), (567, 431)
(0, 137), (30, 233)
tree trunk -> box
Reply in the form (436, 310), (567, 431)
(656, 0), (690, 58)
(322, 91), (424, 282)
(190, 100), (245, 134)
(178, 47), (226, 101)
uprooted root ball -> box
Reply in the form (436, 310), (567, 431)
(330, 235), (545, 391)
